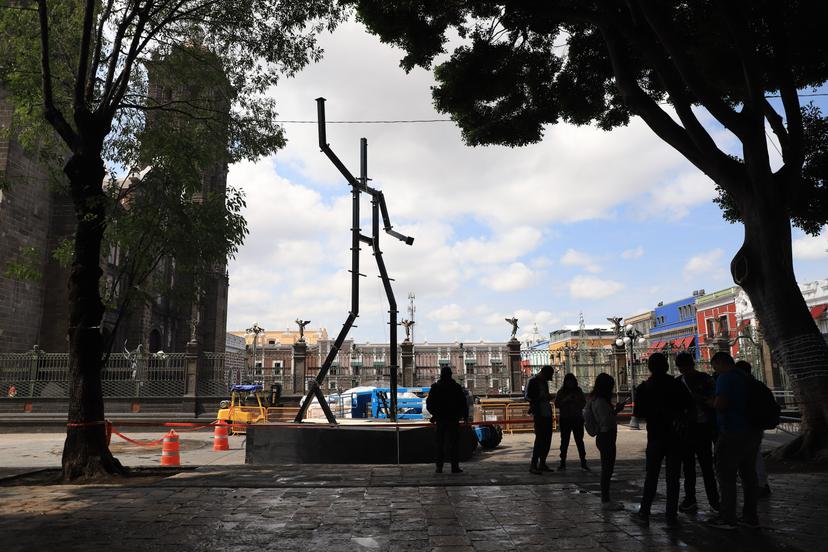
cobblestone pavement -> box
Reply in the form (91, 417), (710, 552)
(1, 459), (825, 552)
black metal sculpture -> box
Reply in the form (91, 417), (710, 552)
(294, 98), (414, 423)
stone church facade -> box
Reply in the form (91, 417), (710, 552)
(0, 50), (230, 354)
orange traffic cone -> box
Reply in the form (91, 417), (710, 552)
(160, 429), (180, 466)
(213, 420), (230, 451)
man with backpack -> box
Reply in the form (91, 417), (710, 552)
(736, 360), (779, 499)
(708, 352), (766, 530)
(630, 353), (693, 528)
(676, 352), (720, 513)
(526, 365), (555, 474)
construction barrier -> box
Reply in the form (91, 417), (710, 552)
(160, 430), (180, 466)
(213, 420), (230, 451)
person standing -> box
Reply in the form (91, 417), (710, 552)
(587, 372), (627, 510)
(630, 353), (693, 528)
(426, 366), (469, 474)
(526, 365), (554, 474)
(555, 373), (589, 471)
(736, 360), (772, 499)
(676, 351), (721, 513)
(708, 352), (761, 530)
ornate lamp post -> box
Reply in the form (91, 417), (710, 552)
(246, 322), (265, 380)
(616, 324), (646, 429)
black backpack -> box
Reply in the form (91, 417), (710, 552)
(745, 376), (781, 430)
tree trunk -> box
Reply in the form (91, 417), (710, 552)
(61, 153), (125, 480)
(732, 183), (828, 462)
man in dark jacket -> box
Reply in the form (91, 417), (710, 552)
(426, 366), (469, 473)
(677, 352), (720, 513)
(526, 365), (554, 474)
(631, 353), (693, 528)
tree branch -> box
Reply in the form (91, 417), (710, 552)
(763, 99), (790, 156)
(74, 0), (97, 111)
(766, 6), (803, 176)
(599, 25), (730, 187)
(86, 0), (117, 103)
(632, 0), (745, 137)
(36, 0), (79, 150)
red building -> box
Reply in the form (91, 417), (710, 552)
(694, 286), (744, 361)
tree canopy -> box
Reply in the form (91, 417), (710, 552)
(349, 0), (828, 234)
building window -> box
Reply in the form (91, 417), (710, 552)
(268, 340), (276, 345)
(706, 318), (716, 338)
(718, 315), (729, 335)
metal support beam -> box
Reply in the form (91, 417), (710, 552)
(295, 98), (413, 423)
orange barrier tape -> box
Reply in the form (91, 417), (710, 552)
(111, 430), (165, 447)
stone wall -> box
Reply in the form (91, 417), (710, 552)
(0, 90), (52, 352)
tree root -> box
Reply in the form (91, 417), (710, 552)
(61, 451), (128, 482)
(769, 431), (828, 464)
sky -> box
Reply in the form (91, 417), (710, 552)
(225, 19), (828, 344)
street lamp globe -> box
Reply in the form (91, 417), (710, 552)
(623, 336), (632, 345)
(615, 338), (624, 347)
(637, 336), (647, 345)
(625, 324), (634, 333)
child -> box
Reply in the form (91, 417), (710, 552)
(588, 372), (627, 510)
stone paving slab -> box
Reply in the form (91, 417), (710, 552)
(0, 463), (825, 552)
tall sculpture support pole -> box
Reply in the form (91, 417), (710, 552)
(508, 339), (522, 394)
(183, 339), (201, 416)
(401, 340), (414, 388)
(293, 340), (308, 396)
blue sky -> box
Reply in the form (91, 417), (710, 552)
(225, 20), (828, 343)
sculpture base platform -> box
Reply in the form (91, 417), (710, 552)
(245, 422), (478, 464)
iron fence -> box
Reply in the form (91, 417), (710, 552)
(0, 349), (248, 399)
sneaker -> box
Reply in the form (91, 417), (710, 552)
(602, 501), (625, 511)
(435, 466), (443, 474)
(679, 498), (698, 513)
(757, 484), (771, 499)
(629, 511), (649, 526)
(451, 467), (463, 474)
(558, 462), (567, 471)
(529, 466), (543, 475)
(707, 516), (738, 530)
(580, 461), (591, 472)
(739, 517), (761, 529)
(539, 463), (555, 472)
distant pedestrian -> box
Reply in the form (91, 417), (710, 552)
(555, 373), (589, 471)
(736, 360), (772, 499)
(630, 352), (693, 528)
(585, 372), (627, 510)
(708, 352), (761, 530)
(526, 365), (554, 474)
(426, 366), (469, 474)
(676, 352), (721, 513)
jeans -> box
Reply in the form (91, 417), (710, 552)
(596, 431), (617, 502)
(435, 420), (460, 469)
(639, 437), (682, 518)
(559, 416), (586, 464)
(715, 430), (762, 523)
(682, 423), (720, 507)
(532, 415), (553, 466)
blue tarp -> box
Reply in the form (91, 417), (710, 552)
(231, 384), (263, 392)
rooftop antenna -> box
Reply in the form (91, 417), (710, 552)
(407, 292), (416, 343)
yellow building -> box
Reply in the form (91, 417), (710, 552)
(228, 327), (329, 346)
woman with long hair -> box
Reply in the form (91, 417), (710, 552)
(587, 372), (628, 510)
(555, 373), (589, 471)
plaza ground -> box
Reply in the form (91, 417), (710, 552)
(0, 427), (825, 552)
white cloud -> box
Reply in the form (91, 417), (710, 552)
(428, 303), (464, 321)
(438, 321), (472, 336)
(568, 275), (624, 300)
(482, 262), (537, 292)
(793, 231), (828, 261)
(560, 248), (602, 273)
(621, 246), (645, 259)
(684, 249), (724, 276)
(637, 171), (717, 220)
